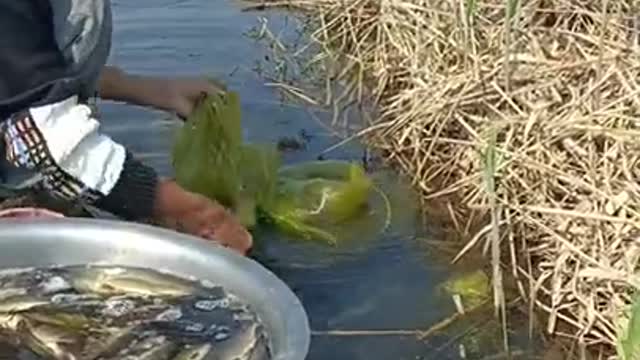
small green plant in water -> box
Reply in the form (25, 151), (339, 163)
(266, 161), (373, 244)
(172, 91), (374, 243)
(618, 294), (640, 360)
(441, 270), (491, 309)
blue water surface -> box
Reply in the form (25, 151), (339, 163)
(100, 1), (536, 359)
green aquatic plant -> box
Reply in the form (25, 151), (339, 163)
(617, 294), (640, 360)
(441, 270), (491, 309)
(172, 91), (281, 227)
(237, 144), (281, 227)
(172, 91), (374, 243)
(172, 92), (243, 216)
(276, 161), (372, 223)
(266, 161), (373, 244)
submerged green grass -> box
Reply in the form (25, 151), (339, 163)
(618, 296), (640, 360)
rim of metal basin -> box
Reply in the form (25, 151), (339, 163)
(0, 218), (310, 360)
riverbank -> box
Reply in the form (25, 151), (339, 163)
(245, 0), (640, 356)
(1, 1), (520, 358)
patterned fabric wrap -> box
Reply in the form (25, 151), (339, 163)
(0, 96), (159, 220)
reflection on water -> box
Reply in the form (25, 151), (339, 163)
(97, 1), (540, 359)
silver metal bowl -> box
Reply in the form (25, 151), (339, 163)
(0, 218), (310, 360)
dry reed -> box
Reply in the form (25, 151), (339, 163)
(246, 0), (640, 356)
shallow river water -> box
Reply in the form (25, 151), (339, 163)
(93, 1), (541, 359)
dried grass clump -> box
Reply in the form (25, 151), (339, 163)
(247, 0), (640, 354)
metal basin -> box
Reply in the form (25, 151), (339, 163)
(0, 218), (310, 360)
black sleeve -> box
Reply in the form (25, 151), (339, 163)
(92, 151), (159, 221)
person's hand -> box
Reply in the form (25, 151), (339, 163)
(98, 67), (226, 119)
(153, 180), (252, 255)
(165, 77), (226, 119)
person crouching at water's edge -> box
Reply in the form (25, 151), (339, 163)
(0, 0), (252, 254)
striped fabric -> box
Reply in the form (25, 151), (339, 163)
(3, 111), (102, 202)
(1, 95), (127, 208)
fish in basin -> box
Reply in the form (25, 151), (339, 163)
(0, 265), (272, 360)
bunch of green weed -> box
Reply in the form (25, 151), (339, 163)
(172, 92), (374, 242)
(618, 294), (640, 360)
(265, 160), (373, 244)
(172, 92), (278, 227)
(236, 144), (280, 226)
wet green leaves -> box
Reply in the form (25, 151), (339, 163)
(172, 92), (375, 244)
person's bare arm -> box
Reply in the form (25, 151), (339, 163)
(97, 66), (150, 106)
(97, 65), (225, 118)
(96, 66), (251, 254)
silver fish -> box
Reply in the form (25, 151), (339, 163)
(0, 313), (24, 332)
(81, 326), (139, 360)
(0, 267), (36, 279)
(37, 275), (73, 295)
(69, 266), (196, 297)
(17, 320), (84, 360)
(0, 268), (38, 290)
(22, 310), (93, 333)
(172, 343), (214, 360)
(50, 293), (103, 308)
(0, 265), (269, 360)
(96, 296), (173, 328)
(245, 333), (272, 360)
(106, 335), (178, 360)
(45, 290), (174, 330)
(212, 320), (264, 360)
(20, 296), (165, 337)
(0, 271), (68, 314)
(171, 326), (271, 360)
(0, 267), (71, 296)
(0, 288), (28, 300)
(0, 294), (49, 313)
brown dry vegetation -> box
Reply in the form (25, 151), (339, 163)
(246, 0), (640, 356)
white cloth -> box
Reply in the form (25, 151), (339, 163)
(3, 96), (125, 199)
